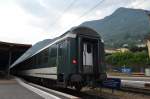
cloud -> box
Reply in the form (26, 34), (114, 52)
(127, 0), (150, 10)
(0, 1), (48, 44)
(16, 0), (48, 17)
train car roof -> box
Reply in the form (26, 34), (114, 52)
(10, 26), (101, 68)
(71, 26), (100, 37)
(10, 39), (53, 68)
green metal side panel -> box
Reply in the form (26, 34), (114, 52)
(68, 38), (77, 74)
(57, 38), (77, 80)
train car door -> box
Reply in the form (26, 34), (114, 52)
(78, 37), (99, 75)
(57, 41), (67, 83)
(82, 42), (93, 73)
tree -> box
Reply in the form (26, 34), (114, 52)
(106, 51), (150, 71)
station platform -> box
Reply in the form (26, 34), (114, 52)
(0, 79), (43, 99)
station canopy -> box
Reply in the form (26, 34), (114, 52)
(0, 41), (31, 74)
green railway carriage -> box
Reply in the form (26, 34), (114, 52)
(10, 26), (106, 90)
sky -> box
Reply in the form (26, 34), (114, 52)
(0, 0), (150, 44)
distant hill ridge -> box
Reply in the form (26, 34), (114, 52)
(81, 7), (150, 48)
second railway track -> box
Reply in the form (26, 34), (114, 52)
(120, 87), (150, 95)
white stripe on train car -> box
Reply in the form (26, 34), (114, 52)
(20, 67), (57, 79)
(16, 78), (60, 99)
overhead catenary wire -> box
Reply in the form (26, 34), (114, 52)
(49, 0), (77, 27)
(73, 0), (105, 21)
(62, 0), (105, 32)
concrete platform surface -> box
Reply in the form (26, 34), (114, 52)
(0, 79), (43, 99)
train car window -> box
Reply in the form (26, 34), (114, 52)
(49, 44), (57, 67)
(43, 48), (49, 64)
(29, 58), (33, 66)
(40, 49), (48, 64)
(59, 46), (62, 56)
(37, 53), (41, 65)
(35, 54), (38, 66)
(50, 45), (56, 57)
(53, 44), (57, 66)
(87, 43), (91, 53)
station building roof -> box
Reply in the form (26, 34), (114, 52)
(0, 41), (31, 73)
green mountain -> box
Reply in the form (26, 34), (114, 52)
(81, 7), (150, 48)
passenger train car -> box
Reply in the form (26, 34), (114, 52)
(10, 26), (106, 90)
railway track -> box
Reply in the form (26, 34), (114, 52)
(120, 87), (150, 95)
(31, 83), (107, 99)
(18, 77), (150, 99)
(56, 88), (108, 99)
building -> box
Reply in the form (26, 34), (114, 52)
(105, 48), (129, 54)
(146, 39), (150, 57)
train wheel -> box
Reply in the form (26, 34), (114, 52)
(75, 85), (82, 91)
